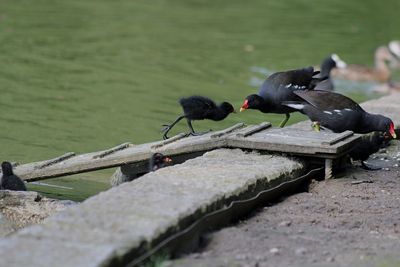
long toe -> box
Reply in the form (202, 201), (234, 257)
(189, 131), (209, 137)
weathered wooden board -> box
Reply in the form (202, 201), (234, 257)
(3, 122), (360, 181)
(227, 126), (360, 157)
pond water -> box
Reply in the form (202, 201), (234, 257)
(0, 0), (399, 201)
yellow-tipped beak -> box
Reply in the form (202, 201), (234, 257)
(240, 107), (246, 112)
(391, 131), (397, 139)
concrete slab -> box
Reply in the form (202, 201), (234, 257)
(0, 149), (305, 267)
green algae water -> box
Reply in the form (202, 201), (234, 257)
(0, 0), (399, 201)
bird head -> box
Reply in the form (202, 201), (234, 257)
(240, 94), (264, 112)
(149, 153), (172, 172)
(1, 161), (14, 176)
(220, 102), (236, 114)
(331, 54), (347, 69)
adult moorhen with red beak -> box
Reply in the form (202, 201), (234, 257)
(162, 96), (235, 139)
(283, 90), (397, 138)
(240, 66), (325, 127)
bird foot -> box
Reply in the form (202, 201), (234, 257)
(311, 121), (321, 132)
(189, 129), (212, 137)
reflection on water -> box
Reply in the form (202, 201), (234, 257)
(0, 0), (399, 200)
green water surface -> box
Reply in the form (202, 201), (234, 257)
(0, 0), (399, 201)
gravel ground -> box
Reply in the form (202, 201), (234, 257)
(167, 140), (400, 267)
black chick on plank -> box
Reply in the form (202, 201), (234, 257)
(162, 96), (235, 140)
(240, 66), (326, 127)
(1, 161), (27, 191)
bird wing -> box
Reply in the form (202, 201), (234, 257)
(180, 96), (217, 117)
(258, 66), (315, 99)
(293, 90), (364, 112)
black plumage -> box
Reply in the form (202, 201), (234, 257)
(284, 90), (397, 137)
(314, 54), (347, 91)
(240, 66), (325, 127)
(149, 153), (172, 172)
(162, 96), (235, 139)
(349, 132), (386, 170)
(1, 161), (27, 191)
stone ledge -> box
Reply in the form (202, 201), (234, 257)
(0, 149), (305, 267)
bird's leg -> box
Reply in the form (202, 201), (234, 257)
(161, 115), (185, 140)
(361, 161), (382, 171)
(279, 113), (290, 128)
(186, 119), (211, 136)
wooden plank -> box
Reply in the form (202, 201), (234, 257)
(235, 122), (272, 138)
(210, 123), (245, 138)
(92, 143), (131, 159)
(151, 133), (188, 149)
(9, 123), (361, 182)
(322, 131), (354, 146)
(35, 152), (76, 169)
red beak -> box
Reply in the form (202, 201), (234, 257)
(389, 122), (397, 139)
(240, 100), (249, 112)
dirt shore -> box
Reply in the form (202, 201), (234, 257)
(167, 140), (400, 267)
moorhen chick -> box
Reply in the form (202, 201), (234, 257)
(149, 153), (172, 172)
(314, 54), (347, 91)
(283, 90), (397, 138)
(110, 153), (172, 186)
(162, 96), (235, 140)
(240, 66), (325, 127)
(1, 161), (27, 191)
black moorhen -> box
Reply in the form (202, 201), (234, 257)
(349, 132), (386, 170)
(283, 90), (397, 137)
(162, 96), (235, 139)
(314, 54), (347, 91)
(1, 161), (27, 191)
(149, 153), (172, 172)
(240, 66), (326, 127)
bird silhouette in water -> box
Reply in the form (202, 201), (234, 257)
(149, 153), (172, 172)
(240, 66), (326, 127)
(162, 96), (235, 140)
(1, 161), (27, 191)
